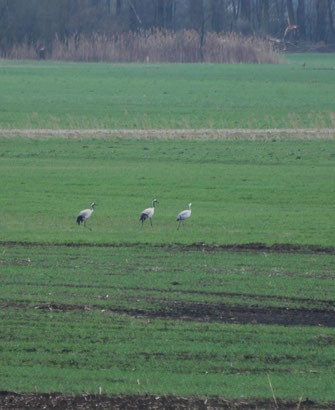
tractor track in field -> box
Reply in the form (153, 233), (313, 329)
(1, 391), (332, 410)
(2, 298), (335, 327)
(3, 281), (335, 310)
(1, 128), (335, 139)
(1, 241), (335, 255)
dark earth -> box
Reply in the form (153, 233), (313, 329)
(5, 299), (331, 327)
(0, 392), (334, 409)
(1, 241), (335, 254)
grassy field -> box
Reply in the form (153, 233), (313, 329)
(0, 54), (335, 130)
(0, 55), (335, 407)
(1, 243), (335, 402)
(0, 135), (334, 406)
(0, 137), (334, 245)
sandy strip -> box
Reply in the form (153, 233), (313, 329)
(1, 128), (335, 139)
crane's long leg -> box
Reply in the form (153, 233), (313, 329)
(177, 220), (181, 230)
(150, 218), (153, 227)
(84, 220), (92, 230)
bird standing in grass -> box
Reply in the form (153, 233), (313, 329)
(177, 203), (192, 230)
(77, 202), (96, 228)
(140, 199), (158, 226)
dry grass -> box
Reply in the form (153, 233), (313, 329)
(2, 30), (281, 64)
(1, 128), (335, 140)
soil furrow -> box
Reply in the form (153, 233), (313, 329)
(1, 241), (335, 255)
(0, 391), (332, 409)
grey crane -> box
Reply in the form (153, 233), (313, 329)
(177, 203), (192, 229)
(140, 199), (158, 226)
(77, 202), (96, 228)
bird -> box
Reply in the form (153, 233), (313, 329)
(140, 199), (158, 226)
(76, 202), (96, 228)
(177, 203), (192, 230)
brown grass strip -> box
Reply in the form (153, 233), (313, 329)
(1, 128), (335, 140)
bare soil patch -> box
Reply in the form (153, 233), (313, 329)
(0, 391), (331, 409)
(1, 241), (335, 255)
(3, 298), (333, 327)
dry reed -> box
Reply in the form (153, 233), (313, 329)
(1, 30), (281, 64)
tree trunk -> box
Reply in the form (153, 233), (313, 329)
(210, 0), (224, 32)
(262, 0), (270, 34)
(240, 0), (251, 22)
(316, 0), (328, 42)
(154, 0), (164, 27)
(296, 0), (305, 39)
(128, 0), (141, 30)
(164, 0), (175, 29)
(116, 0), (122, 16)
(327, 0), (334, 35)
(189, 0), (204, 31)
(286, 0), (296, 25)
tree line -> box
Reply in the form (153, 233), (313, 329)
(0, 0), (334, 56)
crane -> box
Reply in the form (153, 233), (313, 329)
(77, 202), (96, 228)
(140, 199), (158, 226)
(177, 203), (192, 230)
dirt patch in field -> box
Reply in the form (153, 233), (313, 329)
(2, 298), (333, 327)
(1, 241), (335, 255)
(0, 391), (331, 409)
(149, 301), (335, 327)
(171, 242), (335, 255)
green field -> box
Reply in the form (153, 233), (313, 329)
(0, 137), (334, 245)
(1, 136), (334, 406)
(0, 54), (335, 130)
(0, 55), (335, 407)
(1, 244), (335, 401)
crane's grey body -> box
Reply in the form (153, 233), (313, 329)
(77, 202), (96, 228)
(140, 199), (158, 226)
(177, 203), (192, 229)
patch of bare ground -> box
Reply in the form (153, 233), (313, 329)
(0, 392), (332, 410)
(1, 241), (335, 255)
(2, 298), (334, 327)
(1, 128), (335, 139)
(3, 281), (335, 310)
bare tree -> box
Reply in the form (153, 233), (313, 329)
(261, 0), (270, 34)
(327, 0), (334, 36)
(209, 0), (224, 32)
(153, 0), (175, 29)
(286, 0), (296, 25)
(316, 0), (328, 41)
(296, 0), (306, 39)
(1, 0), (335, 57)
(128, 0), (141, 30)
(189, 0), (204, 31)
(116, 0), (122, 16)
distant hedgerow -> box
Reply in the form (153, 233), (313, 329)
(4, 30), (281, 64)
